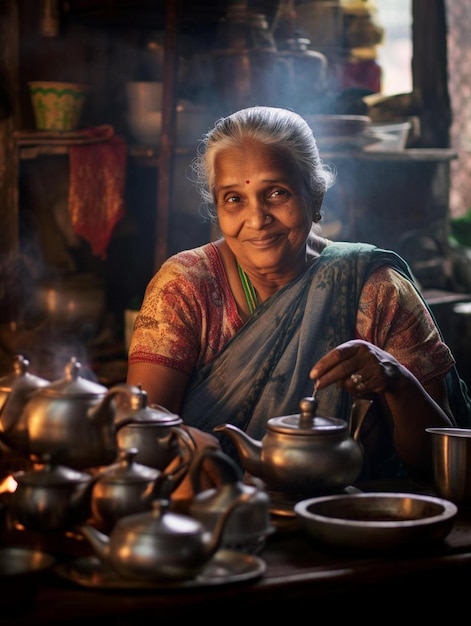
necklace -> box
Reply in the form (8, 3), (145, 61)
(237, 263), (258, 314)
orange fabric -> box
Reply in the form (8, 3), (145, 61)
(68, 130), (127, 259)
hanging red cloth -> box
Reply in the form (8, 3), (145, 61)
(68, 128), (127, 259)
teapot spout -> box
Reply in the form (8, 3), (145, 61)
(213, 424), (263, 480)
(80, 524), (111, 564)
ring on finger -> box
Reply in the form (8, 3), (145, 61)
(350, 373), (366, 392)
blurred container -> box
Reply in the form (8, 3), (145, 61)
(305, 113), (371, 150)
(125, 81), (163, 113)
(211, 5), (279, 111)
(175, 100), (213, 145)
(29, 81), (88, 131)
(35, 273), (105, 337)
(127, 99), (212, 147)
(364, 120), (411, 151)
(426, 427), (471, 506)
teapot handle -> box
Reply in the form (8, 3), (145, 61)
(189, 446), (244, 495)
(142, 427), (196, 503)
(349, 398), (374, 441)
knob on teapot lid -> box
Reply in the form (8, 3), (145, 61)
(0, 354), (49, 394)
(40, 357), (107, 397)
(13, 453), (91, 486)
(268, 396), (347, 435)
(94, 448), (160, 485)
(115, 388), (182, 427)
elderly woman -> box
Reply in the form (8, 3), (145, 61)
(127, 106), (470, 485)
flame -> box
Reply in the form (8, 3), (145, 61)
(0, 474), (18, 494)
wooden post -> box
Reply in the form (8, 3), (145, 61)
(154, 0), (180, 271)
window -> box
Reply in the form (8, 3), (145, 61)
(375, 0), (412, 95)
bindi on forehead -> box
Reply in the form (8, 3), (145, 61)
(245, 180), (250, 184)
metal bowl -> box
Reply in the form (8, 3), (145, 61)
(294, 492), (457, 553)
(0, 547), (56, 611)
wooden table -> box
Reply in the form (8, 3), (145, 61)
(2, 478), (470, 624)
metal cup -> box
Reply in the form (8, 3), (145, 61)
(426, 427), (471, 505)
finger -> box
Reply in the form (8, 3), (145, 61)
(310, 341), (363, 376)
(311, 353), (359, 389)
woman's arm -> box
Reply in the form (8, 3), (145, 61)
(310, 340), (454, 476)
(126, 361), (189, 414)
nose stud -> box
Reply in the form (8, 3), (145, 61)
(265, 214), (271, 222)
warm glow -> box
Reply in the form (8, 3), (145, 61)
(0, 474), (18, 494)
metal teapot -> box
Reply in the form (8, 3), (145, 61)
(21, 357), (143, 469)
(88, 447), (161, 531)
(214, 396), (372, 496)
(88, 437), (196, 532)
(9, 453), (92, 532)
(188, 446), (273, 553)
(0, 354), (49, 455)
(114, 390), (183, 470)
(80, 490), (255, 582)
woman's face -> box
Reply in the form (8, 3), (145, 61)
(213, 140), (313, 278)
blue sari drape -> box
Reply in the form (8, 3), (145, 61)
(181, 242), (471, 478)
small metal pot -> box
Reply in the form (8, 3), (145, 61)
(10, 455), (92, 532)
(115, 392), (183, 470)
(189, 447), (273, 554)
(89, 448), (161, 530)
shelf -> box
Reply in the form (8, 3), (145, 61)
(18, 145), (457, 164)
(15, 141), (196, 164)
(321, 148), (458, 162)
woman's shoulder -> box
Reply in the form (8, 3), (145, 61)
(151, 242), (223, 284)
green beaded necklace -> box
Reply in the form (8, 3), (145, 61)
(237, 263), (258, 314)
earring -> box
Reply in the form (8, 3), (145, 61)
(313, 211), (322, 223)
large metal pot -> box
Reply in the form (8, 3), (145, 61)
(22, 357), (143, 469)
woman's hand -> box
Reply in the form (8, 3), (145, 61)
(310, 339), (455, 474)
(310, 339), (401, 397)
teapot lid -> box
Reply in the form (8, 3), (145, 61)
(96, 448), (160, 485)
(268, 396), (347, 435)
(14, 454), (91, 486)
(0, 354), (49, 393)
(116, 499), (204, 537)
(40, 357), (107, 398)
(115, 392), (182, 427)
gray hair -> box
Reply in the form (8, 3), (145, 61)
(190, 106), (336, 222)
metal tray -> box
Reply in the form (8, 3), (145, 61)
(54, 549), (266, 590)
(0, 546), (56, 576)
